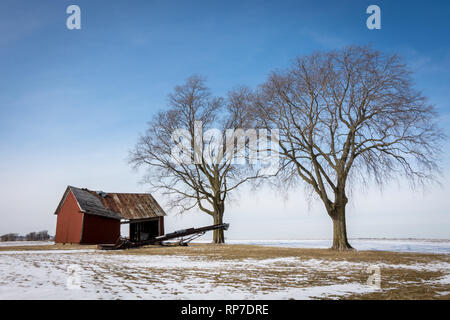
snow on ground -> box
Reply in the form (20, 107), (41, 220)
(1, 239), (449, 299)
(433, 274), (450, 285)
(218, 239), (450, 254)
(0, 250), (383, 300)
(0, 249), (448, 300)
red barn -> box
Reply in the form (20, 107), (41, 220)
(54, 186), (166, 244)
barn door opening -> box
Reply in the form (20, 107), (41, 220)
(129, 219), (159, 241)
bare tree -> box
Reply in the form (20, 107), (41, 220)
(130, 76), (263, 244)
(255, 46), (443, 250)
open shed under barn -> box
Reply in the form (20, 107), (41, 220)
(54, 186), (166, 244)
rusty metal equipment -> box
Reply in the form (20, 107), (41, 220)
(98, 223), (229, 250)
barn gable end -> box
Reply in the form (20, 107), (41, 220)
(54, 190), (84, 244)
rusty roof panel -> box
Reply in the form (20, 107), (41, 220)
(99, 192), (166, 220)
(57, 186), (166, 220)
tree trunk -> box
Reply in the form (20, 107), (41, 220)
(212, 213), (225, 244)
(330, 204), (353, 250)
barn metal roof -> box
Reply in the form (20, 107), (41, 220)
(54, 186), (166, 220)
(69, 186), (122, 220)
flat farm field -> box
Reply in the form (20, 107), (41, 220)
(0, 243), (449, 299)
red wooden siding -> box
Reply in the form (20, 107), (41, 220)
(81, 214), (120, 244)
(55, 191), (83, 244)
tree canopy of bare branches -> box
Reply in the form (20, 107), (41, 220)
(130, 76), (263, 243)
(255, 46), (443, 250)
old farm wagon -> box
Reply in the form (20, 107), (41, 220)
(54, 186), (166, 244)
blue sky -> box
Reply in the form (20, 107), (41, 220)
(0, 0), (449, 239)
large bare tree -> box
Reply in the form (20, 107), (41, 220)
(255, 46), (443, 250)
(130, 76), (262, 243)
